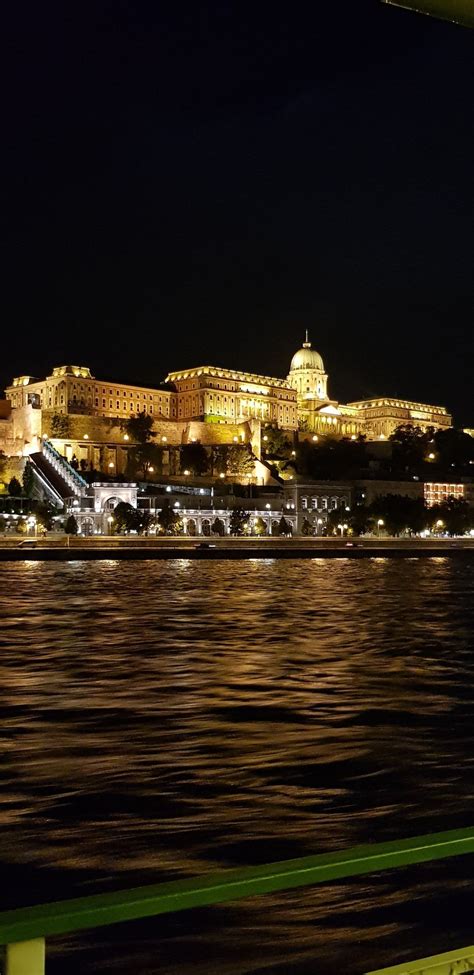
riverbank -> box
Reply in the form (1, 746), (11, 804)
(2, 537), (474, 560)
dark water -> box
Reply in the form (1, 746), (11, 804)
(2, 558), (474, 973)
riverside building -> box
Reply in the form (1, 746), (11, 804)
(1, 336), (452, 465)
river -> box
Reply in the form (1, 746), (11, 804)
(2, 557), (474, 973)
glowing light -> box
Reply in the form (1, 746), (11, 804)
(351, 434), (356, 440)
(312, 435), (318, 442)
(219, 473), (225, 479)
(161, 436), (167, 443)
(265, 503), (271, 509)
(123, 434), (129, 441)
(148, 466), (154, 474)
(84, 433), (89, 440)
(183, 469), (190, 476)
(428, 452), (435, 460)
(377, 519), (384, 526)
(263, 435), (268, 442)
(233, 436), (238, 442)
(108, 462), (114, 468)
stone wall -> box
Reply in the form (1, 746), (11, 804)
(0, 456), (25, 493)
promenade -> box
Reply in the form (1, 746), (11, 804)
(2, 535), (474, 560)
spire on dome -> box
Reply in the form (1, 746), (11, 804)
(303, 329), (311, 349)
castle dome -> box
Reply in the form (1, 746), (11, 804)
(290, 333), (324, 373)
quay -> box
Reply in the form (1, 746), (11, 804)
(2, 537), (474, 561)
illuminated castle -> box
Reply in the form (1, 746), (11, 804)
(1, 337), (452, 465)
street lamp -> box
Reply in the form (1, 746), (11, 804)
(377, 518), (384, 536)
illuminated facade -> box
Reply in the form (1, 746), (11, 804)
(2, 337), (453, 462)
(424, 482), (465, 507)
(286, 335), (451, 439)
(165, 365), (298, 429)
(347, 396), (452, 439)
(6, 366), (174, 420)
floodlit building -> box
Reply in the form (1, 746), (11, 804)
(1, 336), (453, 466)
(165, 365), (298, 429)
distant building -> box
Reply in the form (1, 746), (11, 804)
(1, 337), (453, 467)
(165, 364), (298, 429)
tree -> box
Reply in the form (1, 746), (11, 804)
(348, 505), (372, 536)
(157, 502), (183, 535)
(8, 477), (22, 497)
(278, 515), (292, 536)
(212, 446), (228, 476)
(65, 515), (78, 535)
(226, 445), (255, 477)
(211, 517), (225, 536)
(369, 494), (429, 536)
(429, 498), (473, 536)
(22, 461), (35, 497)
(126, 443), (163, 480)
(51, 414), (70, 438)
(301, 517), (314, 536)
(113, 501), (150, 534)
(180, 443), (209, 476)
(229, 506), (248, 536)
(295, 438), (367, 480)
(35, 501), (54, 532)
(253, 516), (267, 536)
(389, 424), (432, 468)
(262, 426), (291, 458)
(434, 429), (474, 469)
(124, 410), (154, 444)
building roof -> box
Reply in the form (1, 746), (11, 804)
(289, 333), (325, 373)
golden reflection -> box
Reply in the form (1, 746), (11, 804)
(0, 558), (473, 973)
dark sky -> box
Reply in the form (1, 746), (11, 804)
(2, 1), (473, 422)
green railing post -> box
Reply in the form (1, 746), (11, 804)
(5, 938), (45, 975)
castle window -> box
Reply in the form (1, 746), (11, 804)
(311, 498), (318, 509)
(95, 398), (98, 406)
(301, 497), (308, 509)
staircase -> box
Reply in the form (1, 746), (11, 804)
(29, 440), (88, 506)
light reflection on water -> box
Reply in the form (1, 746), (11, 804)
(1, 558), (474, 974)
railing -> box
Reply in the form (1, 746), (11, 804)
(2, 827), (474, 974)
(41, 440), (87, 496)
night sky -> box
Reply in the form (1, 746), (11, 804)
(2, 2), (473, 423)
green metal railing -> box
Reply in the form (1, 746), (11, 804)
(2, 827), (474, 974)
